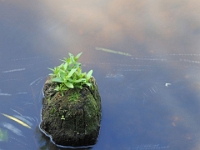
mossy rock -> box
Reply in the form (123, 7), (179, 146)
(40, 76), (101, 147)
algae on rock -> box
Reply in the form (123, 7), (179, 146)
(40, 76), (101, 147)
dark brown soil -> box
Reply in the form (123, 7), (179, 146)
(40, 76), (101, 147)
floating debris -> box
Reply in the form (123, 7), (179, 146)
(2, 123), (24, 137)
(1, 113), (31, 129)
(2, 68), (25, 73)
(13, 115), (33, 127)
(95, 47), (132, 56)
(0, 128), (8, 142)
(165, 83), (171, 87)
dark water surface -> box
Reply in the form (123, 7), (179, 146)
(1, 0), (200, 150)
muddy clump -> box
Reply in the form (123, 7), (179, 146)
(40, 76), (101, 147)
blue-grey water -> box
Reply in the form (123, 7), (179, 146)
(1, 0), (200, 150)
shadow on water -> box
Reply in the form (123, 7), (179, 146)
(1, 0), (200, 150)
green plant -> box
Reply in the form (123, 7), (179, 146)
(49, 52), (93, 96)
(61, 115), (65, 120)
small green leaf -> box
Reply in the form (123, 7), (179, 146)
(49, 68), (55, 72)
(65, 82), (74, 88)
(48, 73), (54, 76)
(66, 57), (70, 63)
(52, 77), (63, 83)
(67, 68), (77, 78)
(86, 70), (93, 80)
(77, 67), (82, 74)
(73, 78), (86, 83)
(75, 52), (82, 61)
(85, 83), (91, 87)
(60, 57), (67, 63)
(69, 53), (73, 58)
(59, 71), (66, 79)
(61, 115), (65, 120)
(59, 64), (65, 71)
(69, 53), (75, 62)
(82, 72), (86, 77)
(63, 63), (68, 70)
(76, 85), (83, 89)
(55, 86), (60, 91)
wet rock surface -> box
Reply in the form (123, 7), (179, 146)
(40, 76), (101, 147)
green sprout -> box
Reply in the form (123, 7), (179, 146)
(49, 52), (93, 96)
(61, 115), (65, 120)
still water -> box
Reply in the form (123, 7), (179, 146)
(1, 0), (200, 149)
